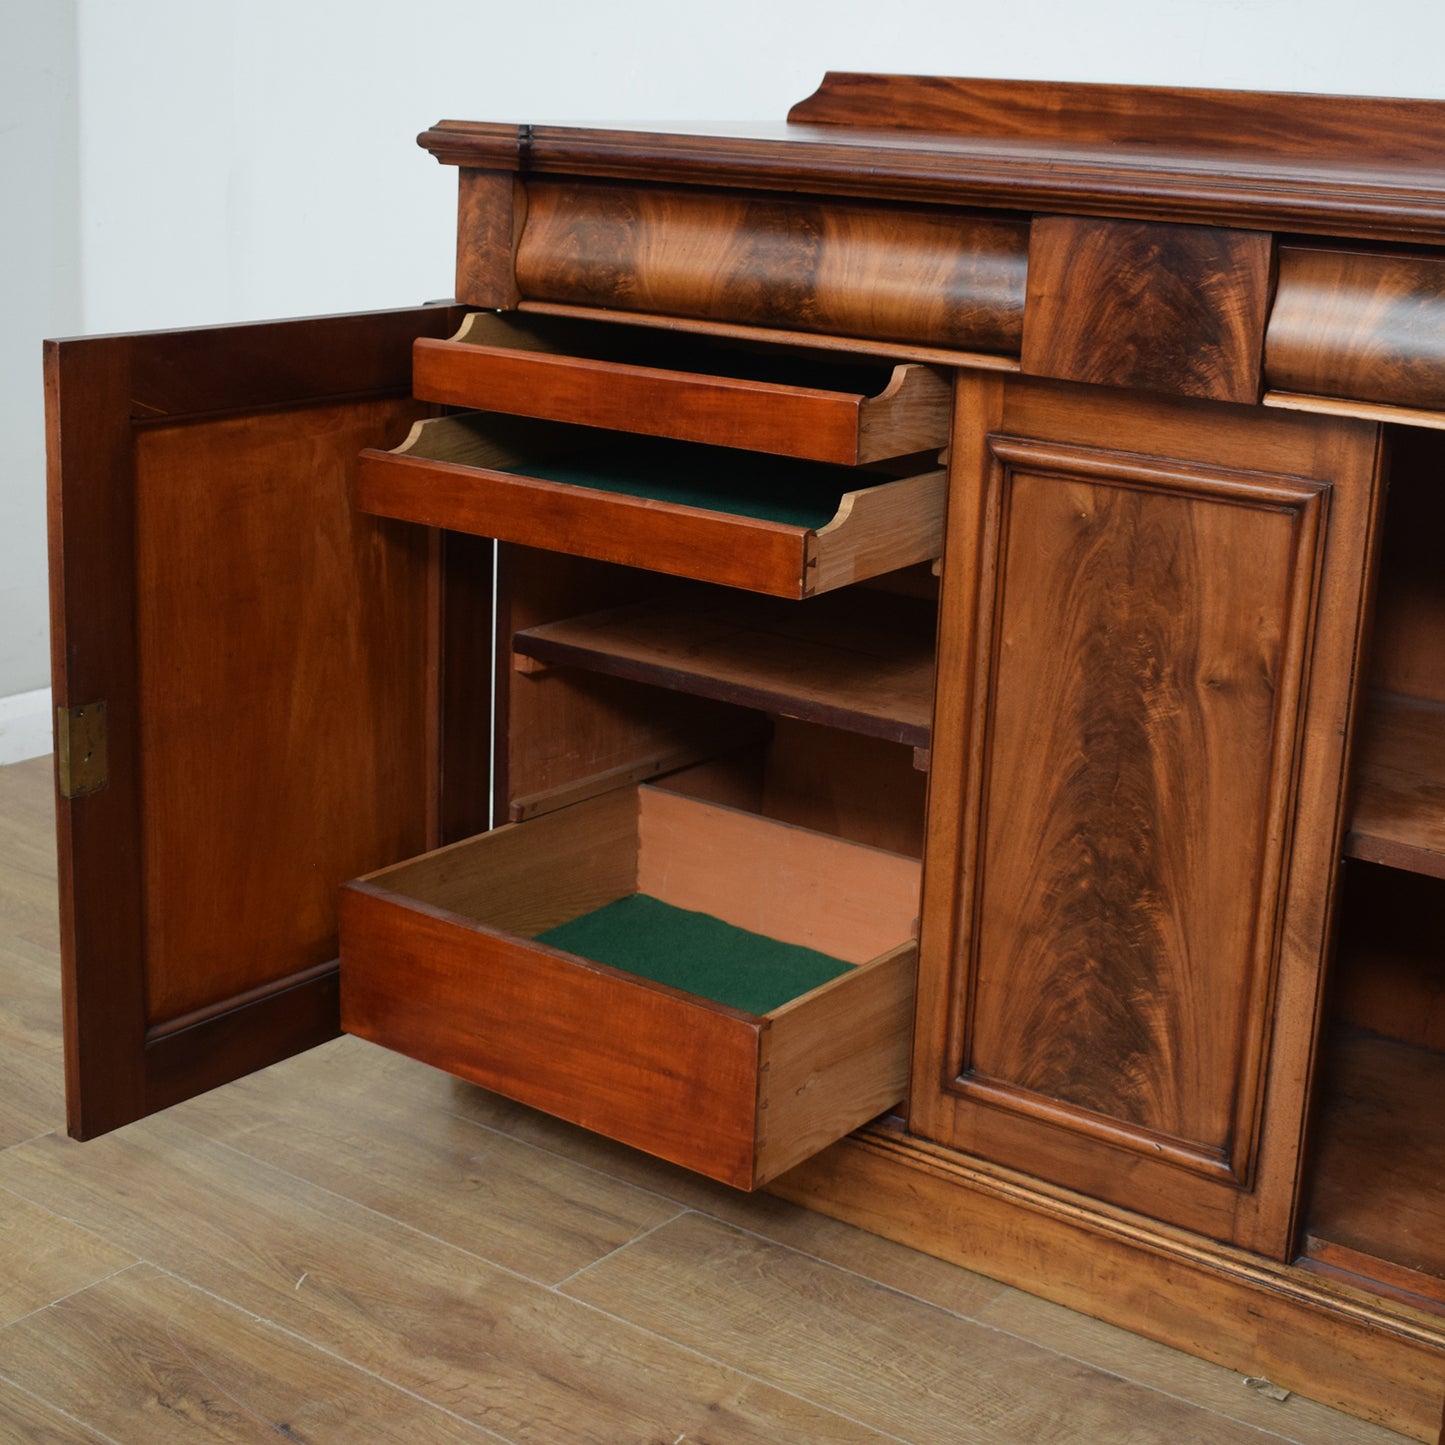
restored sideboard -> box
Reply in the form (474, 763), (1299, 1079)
(47, 75), (1445, 1439)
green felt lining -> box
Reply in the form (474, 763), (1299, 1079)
(534, 893), (852, 1015)
(502, 437), (860, 529)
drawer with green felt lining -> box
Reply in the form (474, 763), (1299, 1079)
(356, 414), (945, 599)
(339, 781), (920, 1189)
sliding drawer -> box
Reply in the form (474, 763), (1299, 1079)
(357, 416), (945, 599)
(413, 313), (950, 464)
(340, 782), (919, 1190)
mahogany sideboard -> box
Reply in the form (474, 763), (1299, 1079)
(46, 74), (1445, 1439)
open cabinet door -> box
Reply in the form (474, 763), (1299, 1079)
(46, 305), (481, 1139)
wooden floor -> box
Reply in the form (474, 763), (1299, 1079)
(0, 755), (1411, 1444)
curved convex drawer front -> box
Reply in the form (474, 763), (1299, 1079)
(357, 415), (945, 599)
(506, 181), (1029, 353)
(1266, 246), (1445, 414)
(412, 312), (951, 464)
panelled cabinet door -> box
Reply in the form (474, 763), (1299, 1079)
(912, 374), (1385, 1258)
(47, 305), (480, 1140)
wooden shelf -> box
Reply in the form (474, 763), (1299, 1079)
(1346, 693), (1445, 880)
(513, 591), (936, 748)
(1304, 1029), (1445, 1312)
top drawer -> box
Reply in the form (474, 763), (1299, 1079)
(489, 180), (1029, 353)
(413, 313), (951, 464)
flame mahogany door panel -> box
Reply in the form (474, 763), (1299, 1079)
(912, 374), (1385, 1257)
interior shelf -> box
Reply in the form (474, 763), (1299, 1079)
(1303, 1028), (1445, 1312)
(1346, 692), (1445, 879)
(513, 589), (937, 749)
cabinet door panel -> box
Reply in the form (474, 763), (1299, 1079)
(912, 375), (1384, 1256)
(47, 306), (471, 1139)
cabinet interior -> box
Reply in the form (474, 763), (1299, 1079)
(1302, 427), (1445, 1313)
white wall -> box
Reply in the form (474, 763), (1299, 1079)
(70, 0), (1445, 335)
(5, 0), (1445, 729)
(0, 0), (79, 717)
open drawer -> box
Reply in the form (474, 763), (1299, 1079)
(412, 312), (951, 464)
(357, 415), (946, 599)
(339, 781), (920, 1189)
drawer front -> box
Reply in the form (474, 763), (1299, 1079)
(356, 415), (945, 599)
(339, 784), (919, 1189)
(413, 313), (951, 465)
(506, 181), (1029, 353)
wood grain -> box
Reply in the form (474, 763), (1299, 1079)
(756, 943), (916, 1184)
(977, 1287), (1411, 1445)
(513, 181), (1028, 351)
(0, 1189), (133, 1327)
(1347, 694), (1445, 879)
(0, 1124), (887, 1444)
(454, 168), (524, 307)
(496, 547), (763, 823)
(342, 785), (917, 1188)
(423, 84), (1445, 244)
(0, 1378), (111, 1444)
(0, 1264), (487, 1443)
(774, 1127), (1445, 1443)
(173, 1037), (683, 1287)
(971, 442), (1320, 1175)
(1, 766), (1421, 1443)
(760, 717), (928, 858)
(45, 306), (464, 1140)
(912, 375), (1385, 1257)
(414, 312), (951, 464)
(1022, 217), (1274, 403)
(634, 786), (919, 965)
(358, 415), (946, 599)
(563, 1210), (1284, 1445)
(1267, 247), (1445, 411)
(0, 759), (65, 1148)
(513, 589), (936, 748)
(1305, 1032), (1445, 1310)
(788, 72), (1445, 164)
(134, 401), (432, 1023)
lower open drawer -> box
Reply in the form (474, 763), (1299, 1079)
(339, 782), (920, 1189)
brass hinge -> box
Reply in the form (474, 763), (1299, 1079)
(57, 702), (108, 798)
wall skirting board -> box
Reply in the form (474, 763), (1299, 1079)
(0, 688), (52, 765)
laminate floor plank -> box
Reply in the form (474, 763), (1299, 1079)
(0, 760), (66, 1149)
(561, 1210), (1322, 1445)
(0, 757), (60, 954)
(978, 1287), (1411, 1445)
(0, 1124), (891, 1445)
(0, 1264), (495, 1443)
(173, 1036), (688, 1285)
(0, 1044), (63, 1148)
(0, 1376), (114, 1444)
(0, 756), (1418, 1444)
(443, 1077), (1010, 1319)
(0, 1186), (134, 1327)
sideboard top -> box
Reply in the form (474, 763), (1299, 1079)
(418, 72), (1445, 244)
